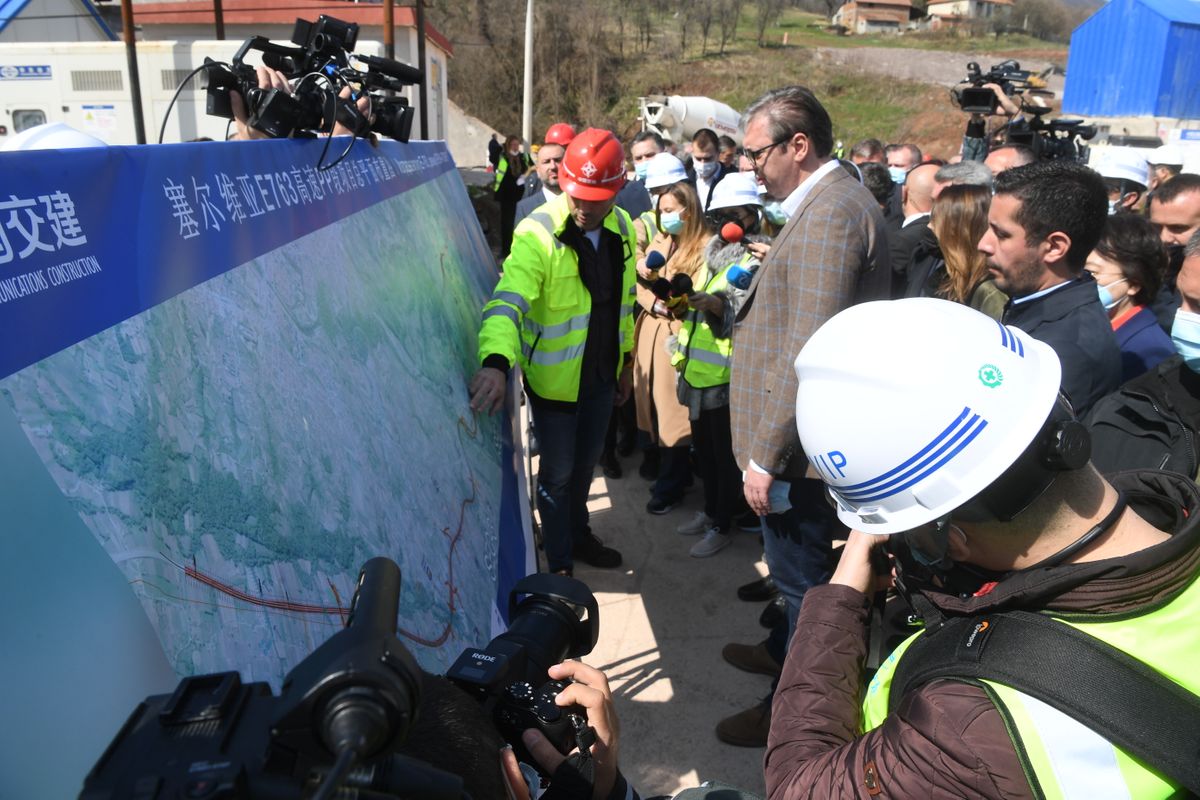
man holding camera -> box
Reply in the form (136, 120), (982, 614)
(767, 297), (1200, 799)
(470, 129), (636, 577)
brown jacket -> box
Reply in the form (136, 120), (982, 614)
(634, 232), (708, 447)
(730, 165), (890, 479)
(765, 470), (1200, 799)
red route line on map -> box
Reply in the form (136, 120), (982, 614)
(179, 414), (482, 648)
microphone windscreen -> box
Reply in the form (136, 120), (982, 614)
(671, 273), (693, 296)
(720, 222), (745, 243)
(645, 250), (666, 270)
(651, 277), (672, 300)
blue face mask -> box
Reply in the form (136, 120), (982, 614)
(763, 201), (789, 226)
(1171, 309), (1200, 372)
(888, 165), (908, 185)
(660, 211), (685, 235)
(635, 162), (649, 181)
(695, 160), (718, 180)
(1096, 277), (1126, 311)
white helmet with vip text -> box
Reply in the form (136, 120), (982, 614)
(794, 298), (1068, 535)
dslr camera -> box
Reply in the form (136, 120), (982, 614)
(447, 573), (600, 774)
(81, 561), (601, 798)
(204, 15), (421, 141)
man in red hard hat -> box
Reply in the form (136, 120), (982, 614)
(516, 123), (577, 223)
(471, 129), (638, 576)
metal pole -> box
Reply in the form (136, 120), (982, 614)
(119, 0), (147, 144)
(214, 0), (225, 40)
(522, 0), (533, 148)
(383, 0), (394, 61)
(415, 0), (428, 139)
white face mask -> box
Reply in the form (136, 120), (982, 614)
(695, 160), (718, 180)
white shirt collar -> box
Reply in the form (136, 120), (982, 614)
(902, 211), (930, 228)
(1011, 278), (1075, 305)
(542, 186), (559, 204)
(780, 159), (841, 217)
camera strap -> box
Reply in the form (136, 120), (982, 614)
(889, 609), (1200, 794)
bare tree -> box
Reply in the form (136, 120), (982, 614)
(696, 0), (717, 54)
(754, 0), (786, 46)
(717, 0), (744, 53)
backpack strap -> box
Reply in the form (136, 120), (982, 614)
(889, 609), (1200, 794)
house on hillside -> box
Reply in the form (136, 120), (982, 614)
(926, 0), (1013, 30)
(1063, 0), (1200, 121)
(833, 0), (914, 34)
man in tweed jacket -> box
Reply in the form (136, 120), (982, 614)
(719, 86), (891, 745)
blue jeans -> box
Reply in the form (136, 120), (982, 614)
(531, 382), (616, 572)
(762, 478), (836, 653)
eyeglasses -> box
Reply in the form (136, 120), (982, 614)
(744, 137), (790, 168)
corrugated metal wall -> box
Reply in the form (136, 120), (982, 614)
(1063, 0), (1168, 116)
(1159, 21), (1200, 118)
(1064, 0), (1200, 118)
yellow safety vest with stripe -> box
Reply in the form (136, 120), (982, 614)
(478, 192), (637, 402)
(861, 571), (1200, 799)
(671, 264), (733, 388)
(635, 209), (659, 252)
(493, 153), (527, 192)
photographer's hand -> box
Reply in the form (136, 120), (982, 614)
(230, 66), (292, 140)
(983, 82), (1021, 117)
(523, 661), (619, 800)
(830, 529), (893, 595)
(331, 85), (374, 138)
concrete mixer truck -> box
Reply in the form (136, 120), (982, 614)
(637, 95), (742, 145)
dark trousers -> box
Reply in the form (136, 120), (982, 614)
(531, 382), (615, 572)
(652, 445), (691, 503)
(499, 196), (519, 258)
(763, 478), (836, 650)
(691, 403), (745, 531)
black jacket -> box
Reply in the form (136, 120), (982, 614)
(900, 222), (940, 299)
(1087, 355), (1200, 478)
(1003, 275), (1122, 418)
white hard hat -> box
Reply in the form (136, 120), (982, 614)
(1092, 148), (1149, 187)
(794, 298), (1063, 534)
(0, 122), (107, 152)
(708, 171), (762, 209)
(643, 152), (688, 190)
(1149, 143), (1184, 167)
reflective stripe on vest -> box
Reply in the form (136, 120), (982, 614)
(674, 267), (732, 388)
(861, 570), (1200, 799)
(527, 311), (590, 339)
(493, 156), (508, 191)
(491, 290), (530, 315)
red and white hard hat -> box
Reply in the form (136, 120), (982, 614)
(560, 128), (627, 201)
(544, 123), (576, 146)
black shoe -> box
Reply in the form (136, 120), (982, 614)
(759, 595), (788, 629)
(737, 574), (778, 602)
(574, 533), (622, 569)
(646, 496), (679, 515)
(599, 450), (622, 480)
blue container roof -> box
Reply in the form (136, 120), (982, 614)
(1138, 0), (1200, 24)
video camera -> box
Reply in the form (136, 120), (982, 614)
(81, 561), (601, 798)
(203, 15), (421, 141)
(953, 60), (1031, 115)
(1004, 106), (1097, 163)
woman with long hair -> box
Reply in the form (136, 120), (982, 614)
(634, 180), (709, 515)
(909, 183), (1007, 319)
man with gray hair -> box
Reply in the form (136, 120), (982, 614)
(718, 84), (891, 747)
(933, 159), (993, 198)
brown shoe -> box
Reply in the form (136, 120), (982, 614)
(715, 701), (771, 747)
(721, 641), (782, 678)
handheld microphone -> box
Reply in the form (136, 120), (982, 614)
(670, 273), (693, 296)
(645, 250), (666, 271)
(720, 222), (745, 244)
(651, 277), (673, 300)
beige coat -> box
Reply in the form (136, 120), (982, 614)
(633, 232), (709, 447)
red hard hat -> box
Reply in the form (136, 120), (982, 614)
(544, 123), (576, 146)
(560, 128), (627, 201)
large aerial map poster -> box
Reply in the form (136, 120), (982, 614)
(0, 138), (531, 797)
